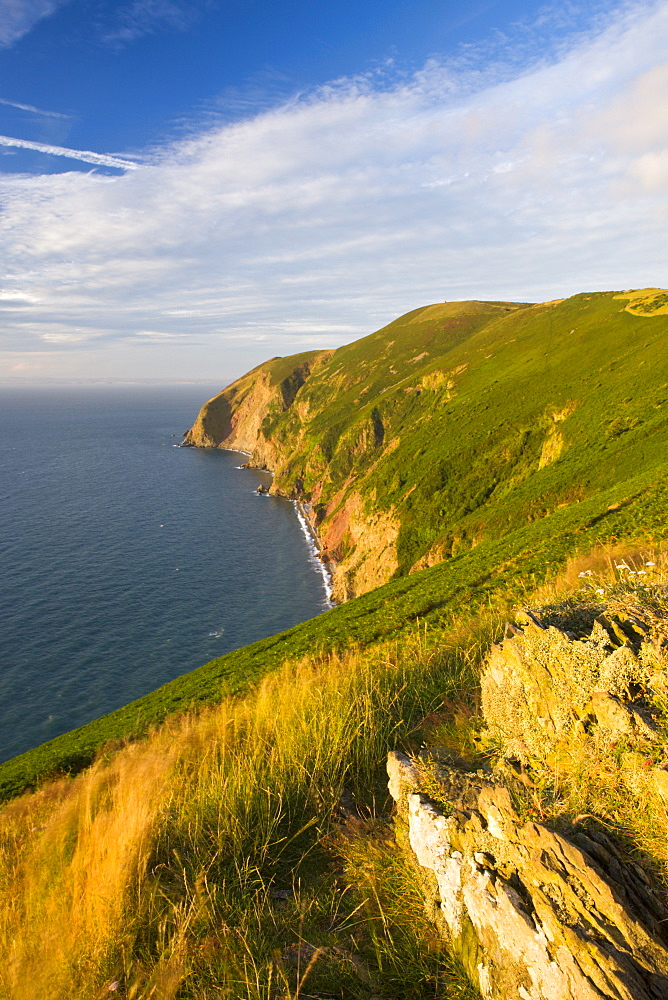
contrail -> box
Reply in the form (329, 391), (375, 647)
(0, 134), (140, 170)
(0, 98), (69, 119)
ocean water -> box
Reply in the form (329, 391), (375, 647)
(0, 384), (330, 763)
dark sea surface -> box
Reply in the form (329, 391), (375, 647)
(0, 384), (330, 763)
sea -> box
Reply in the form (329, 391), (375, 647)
(0, 384), (331, 763)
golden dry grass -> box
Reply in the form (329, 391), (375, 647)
(0, 619), (495, 1000)
(613, 288), (668, 316)
(5, 543), (668, 998)
(0, 728), (180, 998)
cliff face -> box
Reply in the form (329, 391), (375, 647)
(183, 351), (330, 456)
(184, 290), (668, 601)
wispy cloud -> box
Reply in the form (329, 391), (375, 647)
(0, 0), (208, 50)
(102, 0), (211, 44)
(0, 289), (39, 303)
(0, 97), (69, 118)
(0, 1), (666, 381)
(0, 134), (140, 170)
(0, 0), (72, 47)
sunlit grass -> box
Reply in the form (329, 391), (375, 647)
(0, 616), (500, 999)
(5, 545), (668, 998)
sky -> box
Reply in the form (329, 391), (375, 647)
(0, 0), (667, 383)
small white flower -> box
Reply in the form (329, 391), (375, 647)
(595, 588), (605, 594)
(646, 561), (656, 566)
(638, 570), (647, 575)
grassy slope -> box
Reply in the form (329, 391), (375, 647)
(1, 289), (668, 801)
(4, 558), (668, 999)
(263, 300), (530, 503)
(2, 458), (667, 801)
(0, 609), (492, 999)
(263, 292), (668, 573)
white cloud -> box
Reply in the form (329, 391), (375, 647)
(0, 134), (140, 170)
(39, 327), (106, 343)
(0, 0), (71, 47)
(1, 1), (667, 380)
(0, 289), (39, 302)
(0, 97), (69, 118)
(627, 149), (668, 190)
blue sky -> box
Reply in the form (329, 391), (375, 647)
(0, 0), (667, 381)
(0, 0), (602, 166)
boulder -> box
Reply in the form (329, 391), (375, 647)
(480, 615), (653, 761)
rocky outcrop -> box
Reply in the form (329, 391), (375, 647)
(480, 609), (658, 763)
(388, 751), (668, 1000)
(388, 596), (668, 999)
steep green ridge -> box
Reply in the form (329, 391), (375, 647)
(2, 287), (668, 801)
(186, 290), (668, 600)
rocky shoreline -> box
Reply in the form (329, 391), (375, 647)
(214, 445), (336, 605)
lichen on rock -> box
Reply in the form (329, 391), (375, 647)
(481, 606), (659, 762)
(388, 749), (668, 999)
(388, 586), (668, 998)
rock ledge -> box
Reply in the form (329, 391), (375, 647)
(388, 603), (668, 999)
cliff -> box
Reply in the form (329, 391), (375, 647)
(185, 288), (668, 603)
(183, 350), (332, 457)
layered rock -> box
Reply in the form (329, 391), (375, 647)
(481, 611), (657, 763)
(388, 751), (668, 1000)
(388, 595), (668, 999)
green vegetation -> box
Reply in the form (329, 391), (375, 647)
(635, 293), (668, 313)
(217, 292), (668, 590)
(3, 289), (668, 800)
(2, 459), (667, 802)
(3, 284), (668, 995)
(4, 552), (668, 999)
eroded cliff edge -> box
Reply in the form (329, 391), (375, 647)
(183, 289), (668, 603)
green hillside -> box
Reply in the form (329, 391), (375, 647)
(2, 287), (668, 800)
(271, 291), (668, 572)
(187, 289), (668, 600)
